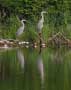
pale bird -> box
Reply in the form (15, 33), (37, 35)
(16, 19), (26, 36)
(37, 11), (47, 34)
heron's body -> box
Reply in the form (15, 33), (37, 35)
(37, 18), (44, 33)
(16, 26), (24, 36)
(16, 19), (26, 36)
(37, 11), (46, 33)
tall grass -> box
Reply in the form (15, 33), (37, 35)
(0, 12), (71, 41)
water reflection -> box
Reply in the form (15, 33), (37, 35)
(17, 49), (25, 69)
(0, 50), (17, 80)
(37, 50), (44, 89)
(0, 48), (71, 90)
(51, 48), (64, 64)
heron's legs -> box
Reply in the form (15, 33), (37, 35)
(38, 33), (44, 47)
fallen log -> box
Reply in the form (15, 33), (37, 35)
(0, 32), (71, 48)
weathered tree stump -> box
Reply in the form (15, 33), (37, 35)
(47, 32), (71, 47)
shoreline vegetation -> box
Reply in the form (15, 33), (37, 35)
(0, 32), (71, 48)
(0, 0), (71, 47)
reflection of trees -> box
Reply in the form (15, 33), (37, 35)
(47, 48), (66, 90)
(51, 48), (64, 64)
(23, 48), (42, 90)
(0, 58), (10, 80)
(63, 50), (71, 90)
(0, 50), (19, 80)
(0, 51), (12, 80)
(0, 48), (43, 89)
(0, 47), (71, 90)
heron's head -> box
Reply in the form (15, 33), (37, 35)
(22, 19), (26, 22)
(21, 19), (26, 24)
(41, 11), (47, 16)
(41, 11), (47, 14)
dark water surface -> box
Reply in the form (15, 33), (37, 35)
(0, 47), (71, 90)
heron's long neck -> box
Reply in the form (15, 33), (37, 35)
(41, 13), (44, 22)
(21, 21), (24, 27)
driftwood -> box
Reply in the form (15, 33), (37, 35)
(0, 32), (71, 48)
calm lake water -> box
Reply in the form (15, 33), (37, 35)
(0, 47), (71, 90)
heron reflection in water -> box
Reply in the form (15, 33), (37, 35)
(37, 49), (44, 88)
(17, 49), (25, 69)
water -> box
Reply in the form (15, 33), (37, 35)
(0, 47), (71, 90)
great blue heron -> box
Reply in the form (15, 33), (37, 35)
(37, 11), (47, 35)
(16, 19), (26, 37)
(37, 11), (47, 45)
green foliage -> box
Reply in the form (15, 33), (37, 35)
(0, 0), (48, 21)
(0, 0), (71, 41)
(0, 15), (20, 39)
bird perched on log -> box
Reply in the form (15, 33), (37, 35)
(16, 19), (26, 37)
(37, 11), (47, 46)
